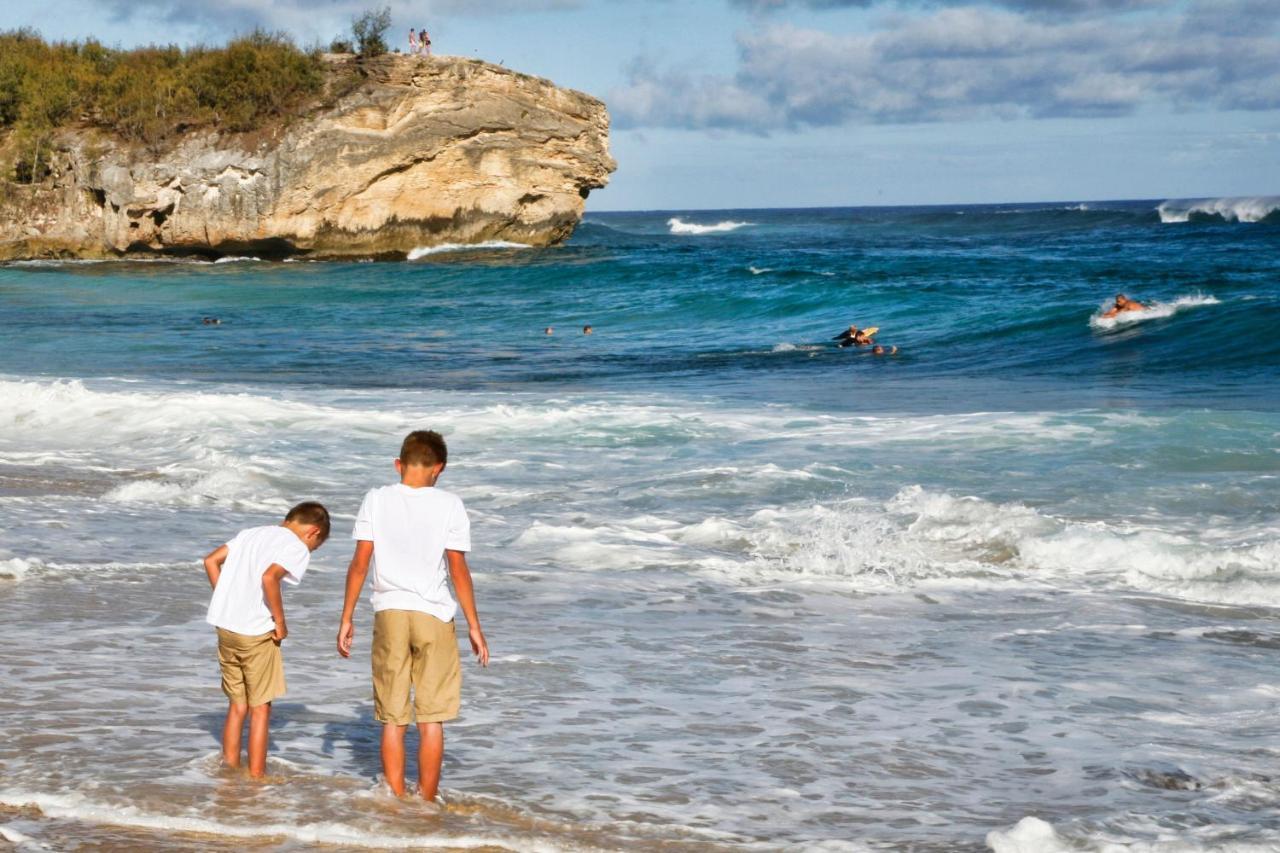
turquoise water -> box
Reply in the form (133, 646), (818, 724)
(1, 199), (1279, 850)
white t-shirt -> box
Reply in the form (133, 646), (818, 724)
(206, 525), (310, 636)
(353, 484), (471, 621)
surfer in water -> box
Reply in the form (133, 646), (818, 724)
(833, 324), (876, 347)
(1101, 294), (1146, 318)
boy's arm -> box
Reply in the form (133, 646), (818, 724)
(446, 550), (489, 667)
(202, 544), (229, 590)
(262, 564), (290, 641)
(337, 540), (374, 658)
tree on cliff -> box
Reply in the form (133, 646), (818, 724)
(351, 7), (392, 58)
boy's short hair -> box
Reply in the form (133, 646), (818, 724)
(399, 430), (448, 468)
(285, 501), (331, 542)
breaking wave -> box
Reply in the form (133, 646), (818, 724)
(667, 217), (751, 235)
(1157, 197), (1280, 224)
(407, 241), (532, 259)
(665, 485), (1280, 605)
(1089, 293), (1220, 331)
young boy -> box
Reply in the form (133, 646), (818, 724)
(202, 501), (330, 777)
(337, 430), (489, 802)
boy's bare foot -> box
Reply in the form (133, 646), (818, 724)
(414, 786), (446, 812)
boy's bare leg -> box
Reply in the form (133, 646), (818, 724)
(381, 723), (408, 795)
(417, 722), (444, 801)
(247, 703), (272, 778)
(222, 702), (248, 768)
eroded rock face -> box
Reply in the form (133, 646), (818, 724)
(0, 55), (615, 259)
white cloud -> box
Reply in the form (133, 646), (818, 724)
(614, 3), (1280, 131)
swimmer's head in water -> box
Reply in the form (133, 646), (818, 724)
(544, 326), (553, 335)
(872, 345), (885, 355)
(583, 325), (592, 334)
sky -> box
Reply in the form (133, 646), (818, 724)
(4, 0), (1279, 210)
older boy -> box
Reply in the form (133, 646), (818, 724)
(337, 430), (489, 802)
(202, 501), (330, 777)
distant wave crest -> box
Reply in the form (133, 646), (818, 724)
(668, 217), (750, 235)
(1157, 196), (1280, 224)
(407, 241), (531, 259)
(1089, 293), (1220, 330)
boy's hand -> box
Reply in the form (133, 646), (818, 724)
(272, 620), (288, 642)
(469, 626), (489, 667)
(337, 619), (355, 658)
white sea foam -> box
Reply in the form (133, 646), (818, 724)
(102, 462), (276, 508)
(0, 791), (561, 851)
(748, 265), (773, 274)
(667, 217), (750, 235)
(0, 558), (187, 582)
(653, 485), (1280, 605)
(0, 823), (49, 850)
(0, 378), (403, 512)
(0, 378), (403, 444)
(212, 256), (262, 263)
(0, 558), (38, 581)
(1157, 196), (1280, 224)
(407, 241), (531, 259)
(6, 258), (108, 267)
(988, 814), (1280, 852)
(987, 817), (1070, 853)
(1089, 294), (1220, 330)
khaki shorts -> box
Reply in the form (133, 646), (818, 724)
(371, 610), (462, 725)
(216, 628), (285, 708)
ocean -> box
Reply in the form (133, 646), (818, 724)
(0, 196), (1278, 851)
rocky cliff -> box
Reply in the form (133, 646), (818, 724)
(0, 54), (615, 260)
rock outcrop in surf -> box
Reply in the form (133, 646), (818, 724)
(0, 54), (615, 260)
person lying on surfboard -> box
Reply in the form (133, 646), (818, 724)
(834, 324), (877, 347)
(1101, 294), (1146, 318)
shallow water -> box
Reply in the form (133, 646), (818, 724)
(1, 200), (1279, 850)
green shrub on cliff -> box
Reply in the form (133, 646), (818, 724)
(351, 7), (392, 57)
(0, 29), (325, 181)
(96, 46), (197, 146)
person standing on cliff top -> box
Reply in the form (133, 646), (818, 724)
(409, 28), (418, 54)
(420, 27), (432, 55)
